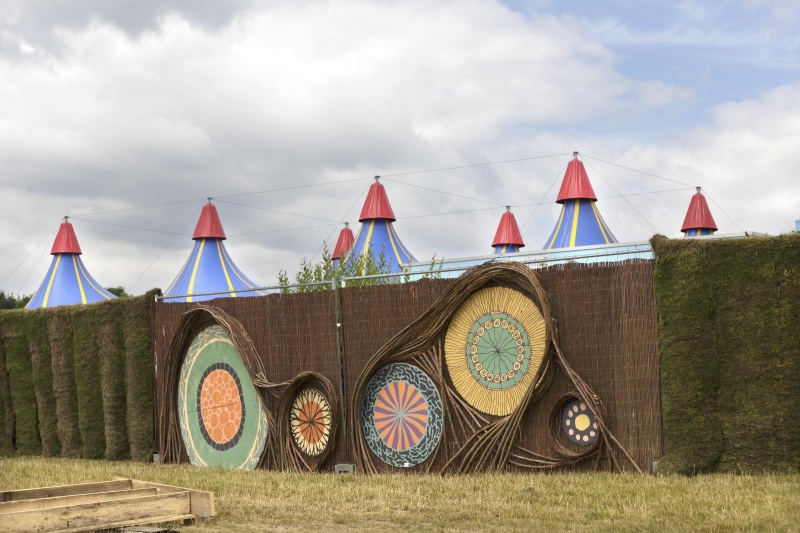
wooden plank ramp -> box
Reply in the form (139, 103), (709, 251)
(0, 478), (214, 533)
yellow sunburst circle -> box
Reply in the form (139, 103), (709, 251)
(445, 286), (546, 416)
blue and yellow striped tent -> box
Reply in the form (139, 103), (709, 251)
(342, 177), (416, 273)
(331, 222), (355, 270)
(543, 153), (617, 249)
(26, 218), (116, 309)
(492, 207), (525, 254)
(163, 202), (264, 302)
(681, 187), (717, 237)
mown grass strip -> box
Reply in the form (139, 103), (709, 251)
(1, 457), (798, 532)
(25, 310), (61, 457)
(46, 309), (82, 457)
(0, 322), (11, 456)
(0, 311), (41, 455)
(652, 237), (722, 473)
(122, 291), (157, 462)
(96, 300), (130, 461)
(70, 306), (106, 459)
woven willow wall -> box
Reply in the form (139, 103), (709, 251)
(152, 291), (344, 466)
(0, 291), (157, 461)
(153, 260), (662, 472)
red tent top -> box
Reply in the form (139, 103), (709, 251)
(51, 218), (82, 254)
(555, 153), (597, 204)
(192, 201), (227, 240)
(332, 223), (355, 260)
(359, 177), (396, 222)
(491, 207), (525, 247)
(681, 188), (718, 232)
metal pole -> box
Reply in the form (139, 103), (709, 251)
(156, 280), (333, 301)
(332, 277), (348, 455)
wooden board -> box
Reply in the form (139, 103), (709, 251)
(57, 514), (194, 533)
(0, 491), (191, 533)
(0, 488), (157, 513)
(123, 479), (215, 518)
(0, 480), (132, 503)
(0, 478), (214, 533)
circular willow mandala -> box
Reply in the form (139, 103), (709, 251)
(445, 286), (546, 416)
(178, 325), (268, 469)
(562, 399), (599, 447)
(361, 363), (443, 468)
(290, 387), (332, 457)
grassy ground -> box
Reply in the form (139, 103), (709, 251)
(1, 458), (798, 532)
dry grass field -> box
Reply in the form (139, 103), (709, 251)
(1, 457), (798, 532)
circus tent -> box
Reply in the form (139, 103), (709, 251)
(331, 222), (355, 270)
(542, 153), (618, 249)
(342, 176), (416, 273)
(163, 201), (264, 302)
(681, 187), (718, 237)
(492, 207), (525, 254)
(26, 218), (116, 309)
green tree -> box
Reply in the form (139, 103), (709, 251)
(0, 290), (31, 309)
(277, 243), (442, 293)
(105, 286), (131, 298)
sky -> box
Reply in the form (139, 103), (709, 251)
(1, 0), (799, 297)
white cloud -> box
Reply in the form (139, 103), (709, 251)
(559, 83), (800, 241)
(1, 0), (792, 297)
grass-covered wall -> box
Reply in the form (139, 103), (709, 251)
(121, 295), (156, 462)
(652, 234), (800, 474)
(0, 311), (41, 455)
(27, 311), (60, 457)
(0, 319), (17, 456)
(0, 290), (158, 461)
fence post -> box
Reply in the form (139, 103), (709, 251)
(332, 277), (348, 455)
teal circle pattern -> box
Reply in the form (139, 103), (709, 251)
(466, 312), (531, 389)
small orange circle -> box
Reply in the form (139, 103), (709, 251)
(200, 369), (243, 445)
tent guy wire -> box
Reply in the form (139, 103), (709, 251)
(583, 159), (660, 234)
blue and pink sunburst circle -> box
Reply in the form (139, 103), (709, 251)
(361, 363), (443, 468)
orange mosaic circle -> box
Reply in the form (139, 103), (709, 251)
(290, 388), (332, 457)
(297, 401), (325, 444)
(199, 368), (243, 446)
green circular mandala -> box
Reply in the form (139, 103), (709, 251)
(466, 312), (531, 389)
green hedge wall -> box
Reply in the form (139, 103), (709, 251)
(653, 234), (800, 474)
(0, 311), (41, 455)
(0, 324), (13, 456)
(46, 310), (81, 457)
(122, 294), (156, 462)
(71, 306), (106, 459)
(26, 311), (61, 456)
(97, 300), (130, 460)
(0, 290), (157, 461)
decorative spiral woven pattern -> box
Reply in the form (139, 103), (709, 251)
(445, 286), (546, 416)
